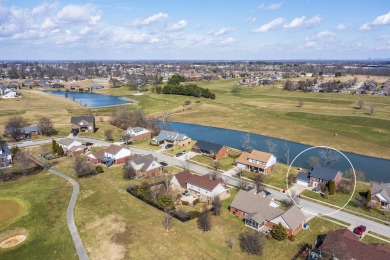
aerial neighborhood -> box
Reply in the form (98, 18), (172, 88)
(0, 59), (389, 259)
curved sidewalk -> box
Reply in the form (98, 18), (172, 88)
(48, 168), (89, 260)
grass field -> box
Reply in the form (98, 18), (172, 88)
(363, 232), (390, 247)
(190, 155), (235, 171)
(0, 172), (76, 260)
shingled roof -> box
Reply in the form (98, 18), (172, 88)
(310, 166), (341, 181)
(70, 116), (95, 124)
(372, 183), (390, 203)
(131, 154), (159, 172)
(173, 170), (226, 191)
(230, 189), (279, 214)
(193, 140), (224, 153)
(319, 229), (390, 260)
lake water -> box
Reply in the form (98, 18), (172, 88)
(167, 122), (390, 183)
(43, 90), (131, 108)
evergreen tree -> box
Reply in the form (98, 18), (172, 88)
(328, 180), (336, 195)
(271, 223), (288, 241)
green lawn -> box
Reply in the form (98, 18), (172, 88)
(164, 140), (196, 155)
(129, 139), (161, 151)
(0, 172), (76, 260)
(190, 155), (235, 171)
(363, 233), (390, 247)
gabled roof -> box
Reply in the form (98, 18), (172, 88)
(173, 170), (226, 191)
(105, 144), (124, 155)
(235, 149), (274, 169)
(126, 127), (149, 133)
(230, 189), (280, 214)
(193, 140), (224, 153)
(89, 150), (105, 159)
(153, 130), (188, 142)
(57, 138), (76, 146)
(372, 183), (390, 203)
(279, 205), (306, 230)
(310, 166), (341, 181)
(131, 154), (159, 172)
(319, 229), (390, 260)
(296, 172), (310, 183)
(23, 125), (39, 133)
(70, 116), (95, 125)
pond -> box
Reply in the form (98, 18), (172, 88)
(166, 122), (390, 183)
(42, 90), (131, 108)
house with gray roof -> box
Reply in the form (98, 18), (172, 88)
(371, 183), (390, 209)
(150, 130), (191, 146)
(230, 189), (306, 236)
(125, 127), (151, 142)
(129, 154), (161, 178)
(308, 166), (342, 188)
(70, 116), (95, 133)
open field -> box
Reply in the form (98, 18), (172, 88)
(0, 172), (76, 260)
(2, 77), (389, 160)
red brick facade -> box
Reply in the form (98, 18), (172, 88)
(131, 132), (152, 142)
(309, 172), (342, 187)
(214, 146), (229, 159)
(136, 167), (161, 178)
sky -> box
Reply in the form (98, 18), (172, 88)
(0, 0), (390, 60)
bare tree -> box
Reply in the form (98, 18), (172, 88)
(73, 156), (97, 178)
(123, 159), (137, 179)
(227, 237), (235, 249)
(358, 100), (365, 109)
(231, 83), (241, 94)
(254, 173), (266, 193)
(344, 168), (366, 181)
(209, 171), (221, 180)
(236, 179), (248, 190)
(319, 147), (340, 166)
(239, 230), (264, 255)
(5, 116), (28, 141)
(122, 133), (132, 144)
(162, 210), (173, 231)
(284, 141), (290, 165)
(234, 167), (244, 178)
(38, 117), (55, 136)
(182, 155), (193, 171)
(14, 150), (34, 174)
(212, 196), (222, 216)
(298, 100), (304, 107)
(308, 156), (320, 167)
(369, 105), (376, 115)
(197, 206), (212, 232)
(210, 160), (221, 172)
(104, 129), (113, 142)
(162, 168), (173, 192)
(241, 133), (254, 152)
(266, 139), (277, 154)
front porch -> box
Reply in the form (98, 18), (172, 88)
(244, 218), (265, 231)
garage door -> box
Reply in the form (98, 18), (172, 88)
(296, 180), (309, 187)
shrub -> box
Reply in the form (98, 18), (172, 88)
(289, 235), (296, 241)
(239, 230), (264, 255)
(182, 201), (189, 206)
(271, 223), (288, 241)
(193, 198), (200, 206)
(95, 165), (104, 173)
(190, 210), (200, 219)
(266, 234), (272, 240)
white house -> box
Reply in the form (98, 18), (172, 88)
(170, 170), (230, 202)
(125, 127), (151, 142)
(2, 91), (18, 99)
(235, 149), (277, 174)
(0, 145), (12, 168)
(88, 144), (131, 166)
(57, 138), (83, 150)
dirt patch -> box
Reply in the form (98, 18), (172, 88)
(0, 235), (27, 249)
(84, 214), (127, 260)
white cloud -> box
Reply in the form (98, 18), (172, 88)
(336, 23), (347, 30)
(315, 31), (334, 38)
(41, 18), (56, 29)
(166, 19), (187, 31)
(359, 23), (371, 31)
(284, 15), (321, 29)
(213, 27), (232, 36)
(372, 11), (390, 25)
(32, 2), (59, 15)
(305, 41), (317, 47)
(258, 2), (282, 10)
(243, 17), (256, 23)
(219, 37), (235, 45)
(359, 11), (390, 31)
(283, 16), (306, 29)
(252, 17), (285, 33)
(56, 4), (102, 26)
(133, 12), (168, 26)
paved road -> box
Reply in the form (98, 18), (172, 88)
(16, 137), (390, 239)
(48, 169), (89, 260)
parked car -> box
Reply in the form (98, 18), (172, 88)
(182, 150), (187, 154)
(165, 144), (173, 149)
(159, 161), (168, 166)
(353, 225), (366, 235)
(175, 152), (184, 157)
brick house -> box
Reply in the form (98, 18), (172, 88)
(150, 130), (191, 146)
(229, 189), (306, 236)
(88, 144), (131, 167)
(125, 127), (151, 142)
(371, 183), (390, 209)
(170, 170), (230, 203)
(191, 140), (229, 159)
(128, 154), (161, 178)
(235, 149), (276, 174)
(308, 166), (343, 188)
(318, 229), (390, 259)
(70, 116), (95, 134)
